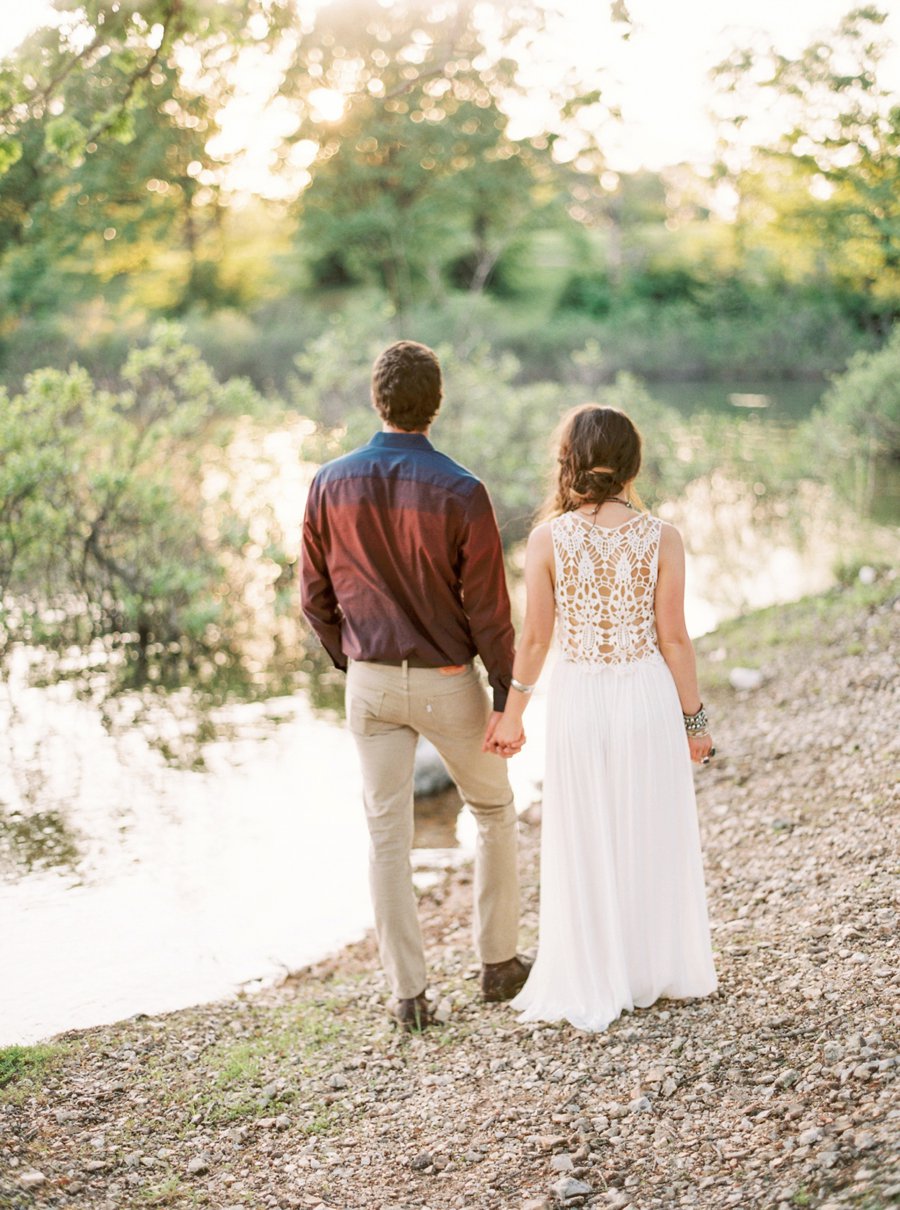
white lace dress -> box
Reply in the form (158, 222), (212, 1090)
(511, 510), (717, 1031)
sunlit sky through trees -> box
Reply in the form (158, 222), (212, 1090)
(4, 0), (900, 198)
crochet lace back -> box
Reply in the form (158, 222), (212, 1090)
(552, 511), (663, 667)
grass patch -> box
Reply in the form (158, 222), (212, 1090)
(138, 995), (354, 1128)
(697, 575), (897, 690)
(0, 1043), (68, 1095)
(137, 1175), (187, 1206)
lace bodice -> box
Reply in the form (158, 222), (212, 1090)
(552, 510), (663, 668)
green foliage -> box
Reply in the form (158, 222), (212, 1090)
(0, 0), (294, 179)
(280, 0), (581, 310)
(0, 324), (267, 668)
(808, 323), (900, 513)
(0, 1043), (65, 1091)
(0, 1), (297, 317)
(713, 7), (900, 323)
(558, 270), (615, 317)
(818, 324), (900, 456)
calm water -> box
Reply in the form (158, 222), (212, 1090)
(651, 379), (824, 421)
(1, 382), (888, 1046)
(0, 647), (542, 1046)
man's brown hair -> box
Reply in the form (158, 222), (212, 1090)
(371, 340), (443, 431)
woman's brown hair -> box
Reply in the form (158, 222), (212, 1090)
(540, 404), (644, 520)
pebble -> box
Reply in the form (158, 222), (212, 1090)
(19, 1171), (47, 1189)
(552, 1176), (593, 1200)
(187, 1155), (210, 1176)
(550, 1153), (574, 1171)
(628, 1096), (652, 1113)
(775, 1069), (800, 1088)
(327, 1072), (349, 1090)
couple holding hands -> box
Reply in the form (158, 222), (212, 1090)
(301, 340), (717, 1033)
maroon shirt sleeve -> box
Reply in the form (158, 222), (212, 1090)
(300, 477), (347, 672)
(458, 482), (515, 711)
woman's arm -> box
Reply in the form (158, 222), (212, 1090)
(485, 523), (556, 756)
(655, 522), (713, 764)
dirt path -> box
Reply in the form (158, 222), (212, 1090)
(2, 578), (897, 1210)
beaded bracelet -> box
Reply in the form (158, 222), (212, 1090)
(683, 704), (709, 735)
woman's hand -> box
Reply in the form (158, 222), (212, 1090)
(688, 732), (716, 765)
(484, 711), (526, 758)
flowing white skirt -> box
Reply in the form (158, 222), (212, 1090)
(512, 656), (717, 1032)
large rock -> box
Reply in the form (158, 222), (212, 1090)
(414, 738), (453, 797)
(729, 666), (764, 691)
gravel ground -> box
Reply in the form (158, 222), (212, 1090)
(1, 578), (898, 1210)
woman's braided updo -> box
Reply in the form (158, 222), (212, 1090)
(541, 404), (643, 519)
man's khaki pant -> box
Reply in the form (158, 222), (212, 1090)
(346, 660), (519, 999)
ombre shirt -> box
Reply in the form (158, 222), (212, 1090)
(300, 431), (515, 711)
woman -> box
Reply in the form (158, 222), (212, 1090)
(487, 405), (717, 1031)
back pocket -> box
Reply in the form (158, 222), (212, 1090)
(424, 679), (489, 738)
(347, 688), (391, 736)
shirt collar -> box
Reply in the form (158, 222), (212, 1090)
(368, 431), (434, 451)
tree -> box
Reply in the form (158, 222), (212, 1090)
(713, 7), (900, 326)
(0, 324), (266, 671)
(279, 0), (591, 309)
(0, 1), (296, 313)
(0, 63), (222, 315)
(0, 1), (293, 180)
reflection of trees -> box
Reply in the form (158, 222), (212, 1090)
(0, 805), (80, 877)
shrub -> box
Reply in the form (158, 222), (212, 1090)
(0, 323), (270, 674)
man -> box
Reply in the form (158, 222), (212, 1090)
(300, 339), (530, 1030)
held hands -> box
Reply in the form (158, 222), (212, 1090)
(483, 710), (525, 759)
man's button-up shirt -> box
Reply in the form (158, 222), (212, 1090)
(300, 431), (515, 712)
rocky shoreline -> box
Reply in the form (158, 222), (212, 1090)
(2, 577), (898, 1210)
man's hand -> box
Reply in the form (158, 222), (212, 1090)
(483, 710), (525, 758)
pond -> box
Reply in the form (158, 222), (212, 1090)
(1, 381), (893, 1046)
(0, 645), (543, 1047)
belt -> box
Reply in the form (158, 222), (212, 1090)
(367, 656), (446, 669)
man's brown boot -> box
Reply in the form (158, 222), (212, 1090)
(481, 955), (532, 1003)
(387, 992), (437, 1032)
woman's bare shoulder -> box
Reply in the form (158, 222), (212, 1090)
(526, 519), (555, 560)
(657, 519), (685, 564)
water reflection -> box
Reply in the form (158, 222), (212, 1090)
(0, 807), (80, 875)
(412, 787), (463, 850)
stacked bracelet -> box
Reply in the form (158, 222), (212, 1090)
(510, 677), (536, 695)
(683, 704), (709, 736)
